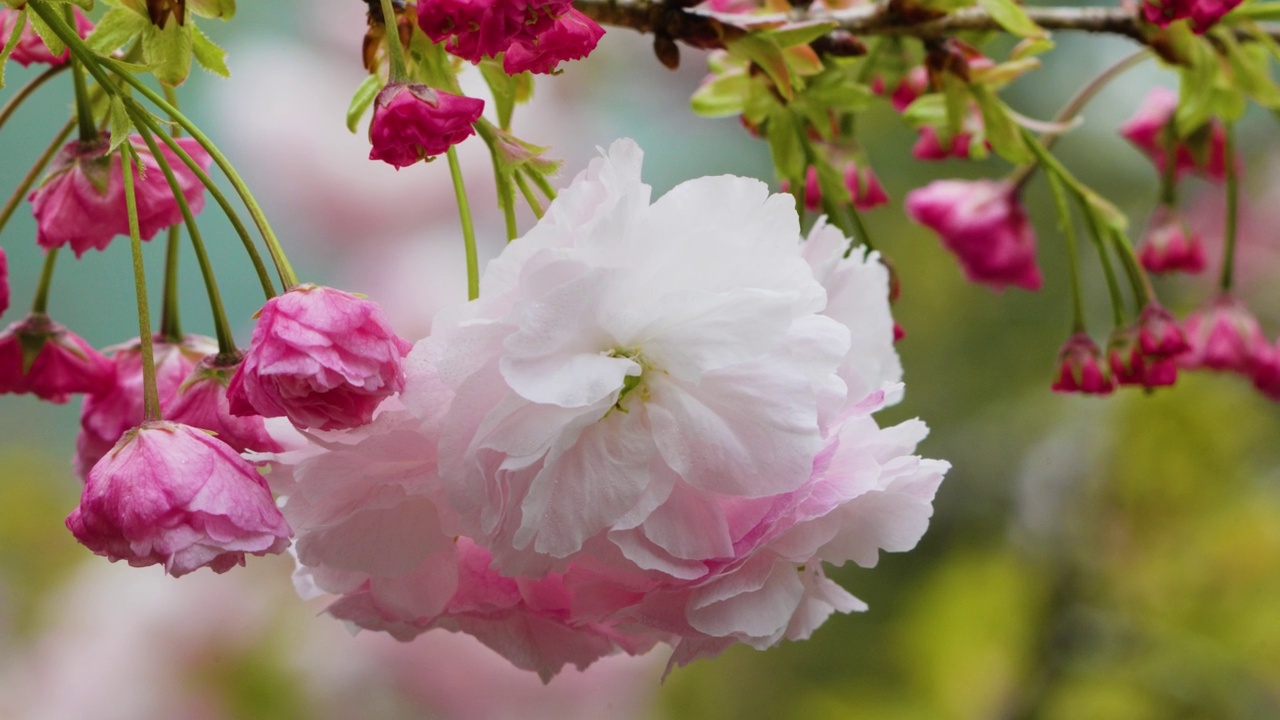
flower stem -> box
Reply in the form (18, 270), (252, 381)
(0, 64), (67, 135)
(0, 117), (74, 238)
(527, 169), (558, 203)
(447, 146), (480, 300)
(377, 0), (409, 82)
(63, 5), (96, 142)
(1109, 228), (1153, 307)
(131, 118), (238, 356)
(1046, 170), (1086, 332)
(159, 226), (183, 343)
(514, 171), (545, 219)
(1079, 199), (1127, 328)
(30, 247), (59, 315)
(1220, 123), (1238, 291)
(121, 148), (161, 422)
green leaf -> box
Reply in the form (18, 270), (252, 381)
(765, 109), (806, 179)
(691, 71), (750, 118)
(765, 21), (838, 50)
(941, 73), (969, 137)
(143, 20), (193, 86)
(1011, 36), (1055, 60)
(970, 86), (1031, 163)
(978, 0), (1046, 38)
(26, 7), (66, 60)
(191, 23), (229, 77)
(1220, 33), (1280, 109)
(728, 34), (795, 101)
(901, 93), (947, 127)
(108, 96), (133, 152)
(346, 74), (382, 133)
(969, 57), (1041, 88)
(479, 58), (519, 129)
(87, 7), (149, 54)
(189, 0), (236, 20)
(0, 8), (27, 88)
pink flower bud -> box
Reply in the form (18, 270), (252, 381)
(502, 8), (604, 75)
(887, 67), (929, 113)
(1253, 344), (1280, 400)
(1179, 294), (1271, 375)
(1139, 207), (1206, 274)
(1107, 310), (1186, 390)
(1120, 88), (1228, 182)
(845, 162), (889, 210)
(1136, 303), (1190, 359)
(227, 284), (411, 431)
(1052, 333), (1114, 395)
(905, 179), (1043, 291)
(912, 127), (975, 160)
(368, 83), (484, 169)
(0, 7), (93, 67)
(74, 335), (217, 480)
(0, 314), (112, 403)
(1142, 0), (1241, 32)
(28, 135), (213, 257)
(417, 0), (571, 63)
(66, 421), (292, 577)
(168, 356), (284, 455)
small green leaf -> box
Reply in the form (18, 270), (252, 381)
(941, 73), (968, 137)
(729, 34), (795, 101)
(87, 7), (149, 54)
(970, 86), (1031, 163)
(691, 71), (750, 118)
(765, 109), (806, 179)
(978, 0), (1046, 38)
(189, 0), (236, 20)
(765, 21), (838, 50)
(479, 58), (519, 129)
(969, 57), (1041, 88)
(108, 97), (133, 152)
(143, 20), (193, 86)
(191, 23), (229, 77)
(1011, 36), (1055, 60)
(901, 93), (947, 127)
(346, 74), (382, 133)
(1220, 33), (1280, 109)
(26, 8), (66, 60)
(0, 8), (27, 88)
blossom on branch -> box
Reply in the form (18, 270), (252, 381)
(368, 83), (484, 168)
(1052, 333), (1114, 395)
(1120, 88), (1228, 182)
(0, 314), (113, 403)
(1138, 206), (1206, 274)
(416, 0), (601, 73)
(1179, 294), (1271, 376)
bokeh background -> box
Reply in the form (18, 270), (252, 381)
(2, 1), (1279, 718)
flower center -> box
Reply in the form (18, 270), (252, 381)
(607, 347), (651, 414)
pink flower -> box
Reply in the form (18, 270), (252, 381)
(912, 127), (976, 160)
(845, 162), (889, 210)
(905, 179), (1043, 291)
(1107, 305), (1188, 389)
(502, 9), (605, 75)
(29, 135), (213, 257)
(0, 248), (8, 319)
(0, 313), (112, 403)
(74, 335), (217, 480)
(0, 7), (93, 67)
(779, 166), (822, 212)
(1253, 346), (1280, 400)
(167, 356), (284, 455)
(1139, 206), (1206, 274)
(1179, 294), (1271, 375)
(1142, 0), (1241, 32)
(886, 67), (929, 113)
(1051, 333), (1113, 395)
(368, 83), (484, 169)
(1137, 303), (1190, 359)
(1120, 88), (1228, 182)
(417, 0), (571, 63)
(66, 421), (292, 577)
(227, 284), (411, 431)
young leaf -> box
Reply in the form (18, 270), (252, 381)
(189, 0), (236, 20)
(970, 86), (1031, 163)
(978, 0), (1046, 38)
(191, 23), (229, 77)
(143, 20), (193, 86)
(25, 7), (66, 59)
(729, 34), (795, 100)
(346, 74), (382, 133)
(0, 8), (26, 88)
(691, 71), (750, 118)
(765, 109), (806, 179)
(479, 58), (519, 129)
(108, 96), (134, 153)
(87, 6), (149, 54)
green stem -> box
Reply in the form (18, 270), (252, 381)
(1080, 200), (1127, 327)
(475, 122), (520, 241)
(30, 247), (59, 315)
(1158, 127), (1179, 206)
(528, 169), (558, 203)
(131, 114), (237, 356)
(64, 5), (96, 142)
(1109, 228), (1153, 307)
(120, 147), (161, 422)
(514, 170), (545, 219)
(1220, 123), (1238, 291)
(159, 226), (183, 342)
(1046, 170), (1086, 332)
(447, 146), (480, 300)
(0, 64), (68, 135)
(24, 1), (298, 290)
(129, 106), (276, 299)
(0, 118), (74, 238)
(377, 0), (409, 82)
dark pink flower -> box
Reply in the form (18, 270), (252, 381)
(1052, 333), (1114, 395)
(780, 166), (822, 212)
(1253, 345), (1280, 400)
(1142, 0), (1241, 32)
(0, 314), (112, 403)
(502, 8), (604, 75)
(1136, 303), (1191, 359)
(167, 356), (284, 455)
(1107, 305), (1188, 389)
(1139, 206), (1206, 274)
(1179, 294), (1270, 375)
(66, 420), (292, 577)
(227, 284), (411, 431)
(28, 135), (213, 257)
(74, 335), (216, 480)
(1120, 88), (1228, 182)
(0, 7), (93, 67)
(845, 161), (889, 210)
(888, 67), (929, 113)
(368, 83), (484, 169)
(905, 179), (1043, 291)
(417, 0), (571, 63)
(912, 127), (975, 160)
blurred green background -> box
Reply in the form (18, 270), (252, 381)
(1, 2), (1279, 718)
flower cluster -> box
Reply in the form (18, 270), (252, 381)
(268, 141), (946, 679)
(416, 0), (604, 74)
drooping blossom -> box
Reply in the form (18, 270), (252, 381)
(845, 162), (889, 210)
(66, 421), (292, 577)
(1108, 304), (1189, 388)
(905, 179), (1043, 291)
(1141, 0), (1242, 33)
(28, 135), (213, 257)
(368, 83), (484, 168)
(1179, 294), (1270, 375)
(502, 8), (605, 75)
(0, 313), (112, 403)
(227, 284), (411, 431)
(912, 126), (977, 160)
(417, 0), (572, 63)
(0, 7), (93, 67)
(1139, 206), (1206, 274)
(1120, 88), (1228, 182)
(74, 335), (216, 480)
(167, 356), (284, 455)
(1051, 333), (1113, 395)
(1253, 346), (1280, 400)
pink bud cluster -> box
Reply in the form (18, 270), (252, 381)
(416, 0), (604, 74)
(1141, 0), (1242, 33)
